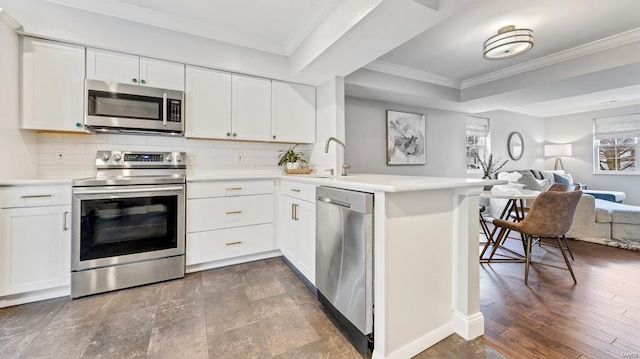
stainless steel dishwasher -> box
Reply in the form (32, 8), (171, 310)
(316, 186), (374, 353)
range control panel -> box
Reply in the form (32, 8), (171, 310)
(95, 151), (186, 168)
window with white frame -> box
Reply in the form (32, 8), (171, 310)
(466, 116), (490, 172)
(593, 114), (640, 174)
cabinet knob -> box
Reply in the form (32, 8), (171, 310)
(75, 122), (82, 128)
(232, 133), (237, 137)
(140, 79), (146, 85)
(226, 132), (231, 137)
(272, 135), (276, 140)
(132, 78), (138, 83)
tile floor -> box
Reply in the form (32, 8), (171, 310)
(0, 257), (500, 358)
(0, 258), (363, 358)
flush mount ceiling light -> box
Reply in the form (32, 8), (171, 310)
(483, 25), (534, 60)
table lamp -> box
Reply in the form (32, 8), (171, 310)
(544, 144), (572, 170)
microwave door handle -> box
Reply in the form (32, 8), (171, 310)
(162, 92), (168, 126)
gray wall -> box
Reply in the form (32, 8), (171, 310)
(345, 97), (545, 178)
(545, 104), (640, 205)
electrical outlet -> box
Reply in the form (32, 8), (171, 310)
(55, 150), (65, 162)
(236, 152), (244, 164)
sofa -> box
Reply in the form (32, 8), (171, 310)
(490, 169), (640, 250)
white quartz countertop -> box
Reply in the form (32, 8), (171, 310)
(0, 179), (73, 187)
(188, 173), (505, 193)
(0, 174), (505, 192)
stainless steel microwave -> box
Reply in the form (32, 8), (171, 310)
(85, 79), (184, 136)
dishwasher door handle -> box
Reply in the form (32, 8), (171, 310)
(317, 196), (351, 209)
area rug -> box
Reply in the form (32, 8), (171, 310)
(575, 237), (640, 251)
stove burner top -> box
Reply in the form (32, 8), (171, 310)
(73, 151), (187, 187)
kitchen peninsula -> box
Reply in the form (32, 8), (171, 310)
(188, 173), (505, 359)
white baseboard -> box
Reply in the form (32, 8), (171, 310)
(186, 250), (282, 273)
(0, 286), (70, 308)
(453, 311), (485, 340)
(372, 321), (454, 359)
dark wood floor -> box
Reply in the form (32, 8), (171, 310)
(477, 231), (640, 358)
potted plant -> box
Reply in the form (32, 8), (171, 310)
(475, 153), (508, 179)
(277, 144), (307, 170)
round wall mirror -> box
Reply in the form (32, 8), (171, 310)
(507, 132), (524, 160)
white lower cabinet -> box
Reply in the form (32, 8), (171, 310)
(187, 224), (273, 265)
(0, 187), (71, 296)
(186, 180), (275, 269)
(279, 181), (316, 284)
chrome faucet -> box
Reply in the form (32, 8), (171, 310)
(324, 137), (350, 176)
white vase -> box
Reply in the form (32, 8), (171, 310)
(286, 162), (300, 170)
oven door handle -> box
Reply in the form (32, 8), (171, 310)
(74, 186), (184, 195)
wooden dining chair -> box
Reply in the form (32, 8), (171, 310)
(492, 190), (582, 285)
(548, 183), (581, 192)
(541, 183), (581, 260)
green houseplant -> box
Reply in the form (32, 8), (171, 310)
(277, 145), (307, 170)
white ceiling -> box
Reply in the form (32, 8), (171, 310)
(44, 0), (340, 55)
(378, 0), (640, 82)
(364, 0), (640, 116)
(35, 0), (640, 117)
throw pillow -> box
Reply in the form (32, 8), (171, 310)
(553, 172), (573, 185)
(517, 172), (544, 191)
(540, 170), (564, 181)
(535, 178), (552, 191)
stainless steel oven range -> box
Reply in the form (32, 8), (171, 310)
(71, 151), (186, 298)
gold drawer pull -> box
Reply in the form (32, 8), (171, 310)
(290, 189), (301, 192)
(225, 241), (242, 246)
(225, 210), (242, 215)
(21, 194), (52, 199)
(226, 187), (242, 191)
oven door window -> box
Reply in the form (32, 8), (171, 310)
(87, 90), (162, 121)
(80, 195), (177, 260)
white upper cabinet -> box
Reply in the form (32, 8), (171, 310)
(139, 57), (185, 91)
(87, 48), (185, 91)
(232, 74), (271, 141)
(271, 81), (316, 144)
(185, 66), (232, 139)
(22, 38), (86, 133)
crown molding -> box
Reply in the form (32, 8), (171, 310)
(462, 27), (640, 89)
(283, 0), (340, 55)
(363, 60), (462, 88)
(0, 8), (23, 30)
(44, 0), (289, 55)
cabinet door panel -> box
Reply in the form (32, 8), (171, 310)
(86, 48), (139, 85)
(232, 74), (271, 141)
(296, 200), (316, 285)
(279, 196), (298, 263)
(0, 206), (71, 295)
(271, 81), (316, 143)
(22, 38), (85, 132)
(140, 57), (185, 91)
(185, 66), (232, 139)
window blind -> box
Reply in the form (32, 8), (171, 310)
(594, 113), (640, 139)
(466, 116), (489, 135)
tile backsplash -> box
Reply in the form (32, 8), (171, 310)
(37, 133), (316, 179)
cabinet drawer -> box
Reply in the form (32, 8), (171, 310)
(0, 186), (72, 209)
(280, 181), (317, 203)
(187, 194), (273, 232)
(186, 223), (274, 265)
(187, 180), (273, 199)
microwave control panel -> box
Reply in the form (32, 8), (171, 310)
(167, 99), (182, 122)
